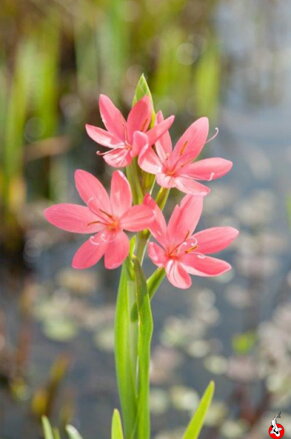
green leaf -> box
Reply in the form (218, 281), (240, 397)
(183, 381), (215, 439)
(232, 331), (256, 355)
(133, 257), (153, 439)
(115, 253), (138, 439)
(147, 267), (165, 300)
(132, 74), (153, 107)
(111, 409), (124, 439)
(66, 425), (84, 439)
(41, 417), (54, 439)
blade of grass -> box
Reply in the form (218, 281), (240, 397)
(133, 257), (153, 439)
(183, 381), (215, 439)
(111, 409), (124, 439)
(66, 425), (84, 439)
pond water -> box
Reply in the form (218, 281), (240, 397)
(1, 1), (291, 438)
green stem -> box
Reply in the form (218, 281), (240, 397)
(126, 159), (144, 204)
(156, 187), (170, 210)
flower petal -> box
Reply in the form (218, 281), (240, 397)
(132, 131), (148, 157)
(175, 176), (210, 196)
(167, 194), (204, 244)
(104, 231), (129, 269)
(103, 148), (132, 168)
(74, 170), (111, 214)
(173, 117), (209, 160)
(143, 195), (168, 245)
(155, 111), (173, 161)
(146, 115), (175, 146)
(44, 204), (102, 234)
(127, 96), (152, 142)
(166, 260), (192, 289)
(85, 124), (123, 148)
(72, 235), (108, 269)
(138, 145), (162, 174)
(182, 158), (233, 181)
(181, 253), (231, 276)
(193, 227), (239, 254)
(121, 205), (153, 231)
(156, 173), (177, 188)
(99, 94), (126, 139)
(148, 242), (167, 267)
(110, 171), (132, 217)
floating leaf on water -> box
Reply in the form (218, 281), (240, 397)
(204, 401), (228, 427)
(57, 268), (97, 295)
(170, 386), (199, 412)
(204, 355), (228, 375)
(94, 326), (114, 352)
(186, 340), (210, 358)
(43, 319), (78, 342)
(150, 388), (169, 414)
(220, 419), (248, 438)
(232, 331), (256, 355)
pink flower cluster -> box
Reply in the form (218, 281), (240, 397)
(45, 94), (238, 289)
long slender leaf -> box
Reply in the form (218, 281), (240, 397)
(183, 381), (215, 439)
(41, 417), (54, 439)
(115, 243), (138, 439)
(133, 257), (153, 439)
(111, 409), (124, 439)
(66, 425), (84, 439)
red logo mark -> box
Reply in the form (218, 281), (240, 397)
(269, 412), (285, 438)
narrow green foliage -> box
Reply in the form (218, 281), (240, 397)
(111, 409), (124, 439)
(41, 417), (54, 439)
(133, 257), (153, 439)
(147, 267), (165, 300)
(66, 425), (84, 439)
(115, 261), (137, 439)
(183, 381), (215, 439)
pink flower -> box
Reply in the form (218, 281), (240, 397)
(145, 194), (239, 289)
(44, 170), (154, 269)
(138, 112), (233, 196)
(86, 95), (174, 168)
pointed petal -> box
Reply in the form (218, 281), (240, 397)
(110, 171), (132, 217)
(85, 124), (123, 148)
(166, 260), (192, 289)
(72, 235), (107, 269)
(148, 242), (167, 267)
(104, 231), (129, 269)
(103, 148), (132, 168)
(143, 195), (168, 245)
(138, 145), (162, 174)
(193, 227), (239, 254)
(121, 204), (153, 231)
(146, 115), (175, 146)
(183, 158), (233, 181)
(155, 111), (173, 160)
(127, 96), (151, 141)
(74, 170), (111, 214)
(131, 131), (148, 157)
(156, 172), (177, 188)
(181, 253), (231, 276)
(167, 195), (204, 244)
(173, 117), (209, 160)
(44, 204), (102, 234)
(99, 94), (126, 139)
(175, 176), (210, 196)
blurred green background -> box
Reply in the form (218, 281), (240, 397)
(1, 0), (291, 438)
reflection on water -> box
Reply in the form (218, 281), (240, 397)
(1, 1), (291, 438)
